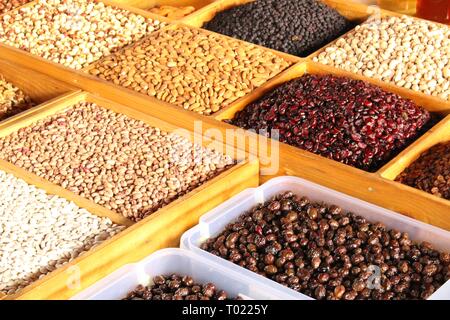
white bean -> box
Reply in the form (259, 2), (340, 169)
(0, 170), (125, 295)
(314, 15), (450, 100)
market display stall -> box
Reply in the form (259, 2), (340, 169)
(0, 0), (449, 300)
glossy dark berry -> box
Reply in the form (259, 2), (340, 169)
(123, 274), (240, 300)
(396, 142), (450, 200)
(201, 191), (449, 300)
(204, 0), (353, 57)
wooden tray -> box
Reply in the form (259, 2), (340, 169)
(0, 60), (79, 124)
(379, 113), (450, 180)
(0, 1), (299, 120)
(109, 0), (218, 18)
(211, 60), (450, 231)
(82, 22), (299, 117)
(182, 0), (373, 31)
(0, 1), (449, 299)
(0, 91), (259, 299)
(307, 2), (450, 111)
(0, 0), (175, 69)
(1, 1), (449, 232)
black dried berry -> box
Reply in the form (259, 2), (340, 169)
(204, 0), (353, 57)
(123, 274), (238, 300)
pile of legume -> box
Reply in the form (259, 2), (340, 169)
(314, 15), (450, 100)
(0, 0), (165, 69)
(228, 74), (432, 171)
(88, 26), (291, 115)
(204, 0), (353, 57)
(201, 191), (450, 300)
(0, 169), (125, 296)
(0, 102), (234, 221)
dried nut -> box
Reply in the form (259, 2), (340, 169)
(0, 74), (35, 121)
(0, 0), (166, 69)
(0, 0), (31, 15)
(313, 15), (450, 100)
(88, 26), (291, 115)
(0, 169), (125, 296)
(0, 102), (234, 221)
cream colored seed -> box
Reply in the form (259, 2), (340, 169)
(0, 102), (234, 221)
(0, 0), (165, 69)
(0, 0), (31, 15)
(88, 26), (292, 115)
(0, 169), (125, 296)
(313, 15), (450, 100)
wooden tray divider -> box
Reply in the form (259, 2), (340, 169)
(0, 89), (259, 299)
(378, 115), (450, 181)
(109, 0), (217, 18)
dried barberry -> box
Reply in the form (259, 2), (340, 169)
(228, 74), (432, 172)
(396, 142), (450, 200)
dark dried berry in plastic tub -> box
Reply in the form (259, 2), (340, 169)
(204, 0), (353, 57)
(396, 142), (450, 200)
(200, 191), (450, 300)
(228, 74), (432, 172)
(123, 274), (240, 300)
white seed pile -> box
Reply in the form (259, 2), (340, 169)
(0, 0), (165, 69)
(314, 15), (450, 100)
(0, 169), (125, 296)
(0, 102), (235, 221)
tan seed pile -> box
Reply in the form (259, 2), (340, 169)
(0, 75), (35, 121)
(0, 169), (125, 296)
(313, 15), (450, 100)
(0, 102), (234, 221)
(0, 0), (31, 15)
(89, 26), (292, 115)
(0, 0), (165, 69)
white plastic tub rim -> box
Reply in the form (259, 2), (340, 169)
(71, 248), (296, 300)
(181, 176), (450, 300)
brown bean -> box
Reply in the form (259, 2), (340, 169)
(0, 102), (234, 221)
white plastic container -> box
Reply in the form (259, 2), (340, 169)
(71, 248), (297, 300)
(181, 176), (450, 300)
